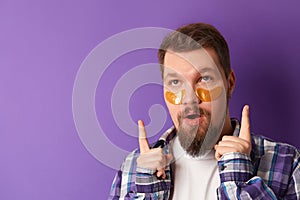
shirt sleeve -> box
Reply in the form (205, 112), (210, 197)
(108, 150), (140, 199)
(135, 166), (171, 199)
(109, 170), (123, 199)
(216, 151), (300, 199)
(108, 149), (171, 200)
(283, 150), (300, 199)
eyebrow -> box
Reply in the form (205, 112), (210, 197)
(198, 67), (217, 73)
(164, 72), (180, 78)
(164, 67), (217, 79)
(164, 72), (184, 81)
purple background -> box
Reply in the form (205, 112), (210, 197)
(1, 1), (300, 199)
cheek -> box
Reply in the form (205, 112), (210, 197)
(165, 102), (180, 128)
(209, 93), (228, 123)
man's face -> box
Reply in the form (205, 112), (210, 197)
(163, 48), (230, 157)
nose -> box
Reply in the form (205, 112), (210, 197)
(182, 86), (200, 105)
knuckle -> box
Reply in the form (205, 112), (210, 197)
(242, 141), (250, 149)
(137, 156), (147, 166)
(244, 143), (250, 149)
(137, 156), (142, 163)
(237, 144), (244, 152)
(222, 135), (228, 140)
(155, 161), (161, 167)
(153, 148), (163, 154)
(158, 148), (163, 154)
(157, 158), (163, 165)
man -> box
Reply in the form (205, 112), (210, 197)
(109, 23), (300, 199)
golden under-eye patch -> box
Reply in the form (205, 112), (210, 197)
(165, 90), (185, 105)
(196, 86), (222, 102)
(165, 86), (222, 104)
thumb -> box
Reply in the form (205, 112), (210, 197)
(138, 120), (150, 153)
(239, 105), (251, 142)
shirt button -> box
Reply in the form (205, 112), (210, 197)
(220, 165), (226, 171)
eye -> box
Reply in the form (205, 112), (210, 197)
(172, 80), (179, 85)
(201, 76), (213, 82)
(169, 79), (180, 86)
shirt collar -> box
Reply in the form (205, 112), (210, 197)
(155, 118), (257, 162)
(231, 118), (241, 137)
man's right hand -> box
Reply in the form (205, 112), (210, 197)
(136, 120), (173, 179)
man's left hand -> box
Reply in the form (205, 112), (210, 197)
(214, 105), (252, 160)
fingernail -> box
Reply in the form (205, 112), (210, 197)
(245, 105), (249, 111)
(138, 120), (144, 126)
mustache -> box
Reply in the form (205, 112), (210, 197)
(178, 104), (210, 119)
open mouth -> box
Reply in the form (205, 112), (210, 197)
(185, 114), (200, 119)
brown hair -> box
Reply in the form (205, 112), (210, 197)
(158, 23), (231, 78)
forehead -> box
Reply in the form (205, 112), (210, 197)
(163, 48), (222, 77)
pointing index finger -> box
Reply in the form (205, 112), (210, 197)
(239, 105), (251, 142)
(138, 120), (150, 153)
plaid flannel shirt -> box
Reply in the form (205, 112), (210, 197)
(109, 119), (300, 199)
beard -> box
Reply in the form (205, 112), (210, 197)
(175, 88), (230, 157)
(176, 104), (213, 157)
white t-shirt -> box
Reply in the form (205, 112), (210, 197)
(171, 136), (220, 200)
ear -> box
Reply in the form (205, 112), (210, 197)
(227, 70), (236, 97)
